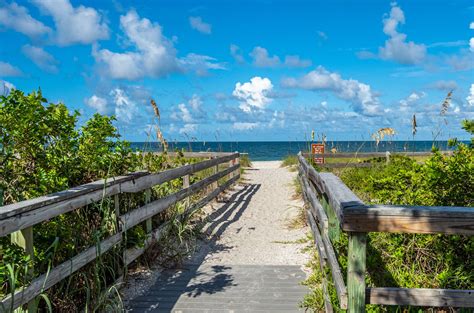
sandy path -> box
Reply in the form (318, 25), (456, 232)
(189, 160), (309, 266)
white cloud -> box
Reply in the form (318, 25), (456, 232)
(282, 66), (381, 116)
(179, 123), (198, 134)
(93, 10), (223, 80)
(189, 16), (211, 34)
(373, 3), (426, 65)
(0, 2), (51, 38)
(32, 0), (109, 46)
(21, 45), (59, 73)
(86, 95), (108, 114)
(1, 80), (15, 96)
(178, 53), (226, 76)
(110, 88), (138, 123)
(233, 77), (274, 113)
(233, 122), (258, 130)
(467, 84), (474, 107)
(470, 22), (474, 29)
(284, 55), (312, 68)
(470, 38), (474, 52)
(249, 46), (311, 68)
(0, 61), (23, 77)
(399, 91), (425, 111)
(171, 94), (206, 124)
(230, 44), (245, 63)
(250, 46), (280, 68)
(93, 10), (178, 80)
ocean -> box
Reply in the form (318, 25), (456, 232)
(130, 141), (466, 161)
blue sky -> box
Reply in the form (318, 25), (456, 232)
(1, 0), (473, 142)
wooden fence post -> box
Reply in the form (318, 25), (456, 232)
(183, 173), (190, 209)
(347, 232), (367, 312)
(11, 227), (35, 312)
(144, 189), (152, 233)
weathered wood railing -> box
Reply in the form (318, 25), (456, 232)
(302, 151), (452, 168)
(0, 152), (240, 311)
(297, 152), (474, 312)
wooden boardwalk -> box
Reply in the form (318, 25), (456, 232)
(126, 161), (310, 312)
(127, 264), (307, 312)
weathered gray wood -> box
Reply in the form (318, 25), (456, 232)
(0, 172), (147, 219)
(0, 234), (121, 311)
(144, 189), (152, 233)
(302, 151), (451, 159)
(121, 164), (239, 231)
(306, 210), (327, 261)
(321, 225), (348, 309)
(300, 173), (329, 233)
(0, 184), (122, 237)
(343, 205), (474, 235)
(121, 153), (239, 193)
(366, 287), (474, 307)
(347, 232), (367, 312)
(318, 173), (365, 224)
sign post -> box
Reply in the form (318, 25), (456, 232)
(311, 143), (325, 164)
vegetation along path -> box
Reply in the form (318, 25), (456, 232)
(126, 161), (310, 312)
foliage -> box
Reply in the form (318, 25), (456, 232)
(0, 89), (210, 311)
(239, 154), (251, 167)
(281, 154), (298, 169)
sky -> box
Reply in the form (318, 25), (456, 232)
(0, 0), (473, 142)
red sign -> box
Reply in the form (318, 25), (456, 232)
(311, 143), (325, 164)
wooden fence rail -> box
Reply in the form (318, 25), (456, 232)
(0, 152), (240, 312)
(298, 152), (474, 312)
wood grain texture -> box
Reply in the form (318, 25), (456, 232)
(366, 287), (474, 307)
(347, 232), (367, 312)
(343, 205), (474, 235)
(300, 172), (329, 233)
(121, 153), (239, 193)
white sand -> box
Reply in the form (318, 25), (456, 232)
(190, 160), (310, 266)
(122, 161), (310, 302)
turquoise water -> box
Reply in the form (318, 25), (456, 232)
(130, 141), (465, 161)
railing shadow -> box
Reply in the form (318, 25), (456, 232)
(128, 183), (261, 312)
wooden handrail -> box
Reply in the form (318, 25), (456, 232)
(297, 151), (474, 311)
(0, 152), (240, 311)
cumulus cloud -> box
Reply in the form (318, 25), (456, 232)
(467, 84), (474, 107)
(230, 44), (245, 63)
(249, 46), (311, 68)
(249, 47), (280, 68)
(179, 123), (198, 134)
(282, 66), (381, 116)
(233, 77), (274, 113)
(93, 10), (178, 80)
(189, 16), (211, 34)
(0, 61), (23, 77)
(171, 94), (206, 125)
(86, 95), (108, 114)
(22, 45), (59, 73)
(93, 10), (223, 80)
(110, 88), (138, 123)
(32, 0), (109, 46)
(0, 2), (51, 39)
(360, 3), (426, 65)
(399, 91), (425, 111)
